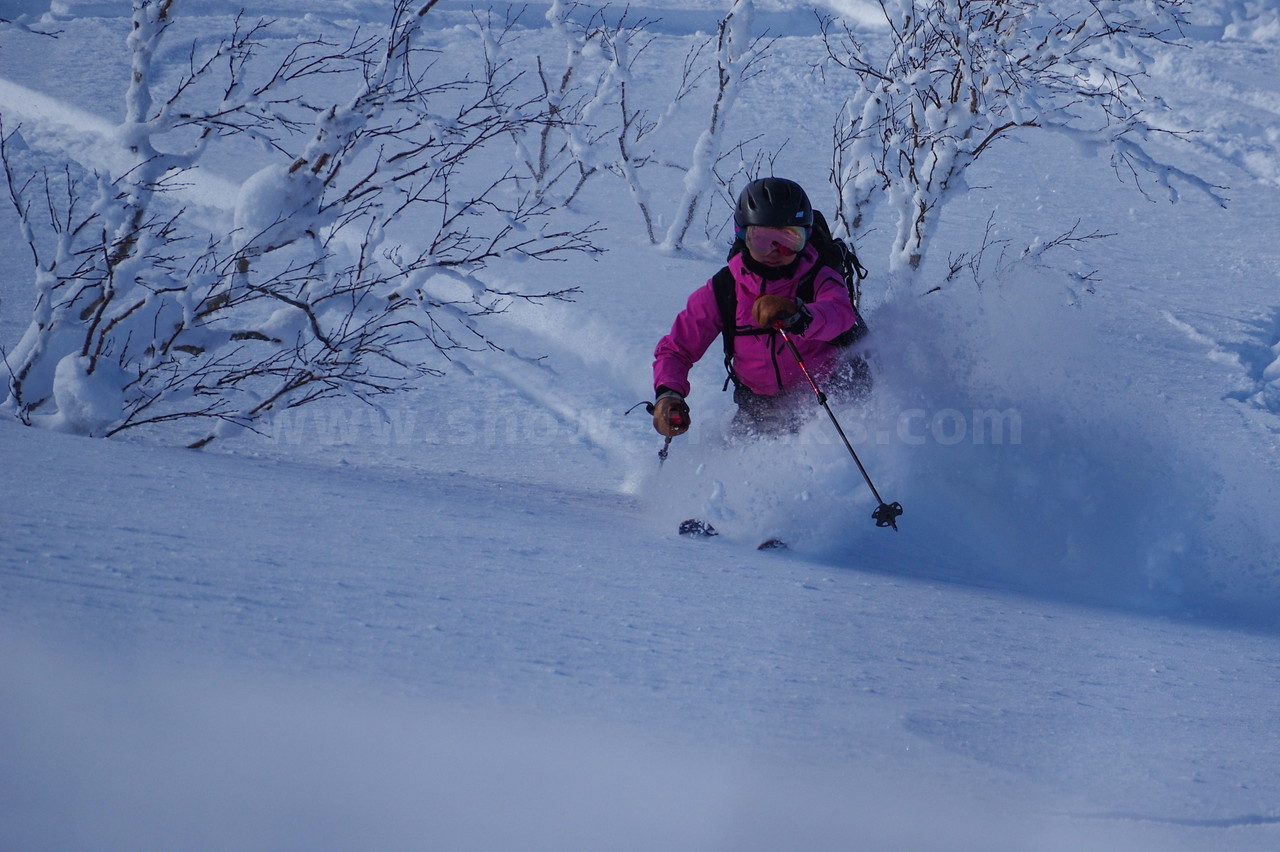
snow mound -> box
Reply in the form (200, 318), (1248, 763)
(50, 354), (127, 437)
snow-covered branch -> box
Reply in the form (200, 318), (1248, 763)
(943, 212), (1112, 300)
(476, 1), (769, 249)
(660, 0), (774, 252)
(0, 14), (62, 38)
(823, 0), (1221, 290)
(1, 0), (600, 447)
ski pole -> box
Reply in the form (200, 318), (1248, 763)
(775, 324), (903, 530)
(655, 408), (688, 465)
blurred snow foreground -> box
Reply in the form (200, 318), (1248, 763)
(0, 0), (1228, 445)
(0, 634), (1109, 852)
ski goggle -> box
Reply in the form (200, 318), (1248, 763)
(744, 225), (808, 257)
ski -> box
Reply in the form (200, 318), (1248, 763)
(678, 519), (787, 551)
(678, 518), (718, 538)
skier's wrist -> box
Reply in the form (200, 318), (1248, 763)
(782, 304), (812, 334)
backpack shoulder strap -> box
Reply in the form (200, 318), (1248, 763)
(797, 264), (821, 304)
(711, 266), (738, 391)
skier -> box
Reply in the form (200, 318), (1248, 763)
(651, 177), (865, 440)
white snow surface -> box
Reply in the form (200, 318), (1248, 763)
(3, 2), (1280, 850)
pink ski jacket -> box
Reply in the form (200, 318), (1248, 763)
(653, 244), (860, 398)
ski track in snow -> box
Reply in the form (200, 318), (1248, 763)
(0, 78), (240, 212)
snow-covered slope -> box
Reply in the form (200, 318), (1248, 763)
(3, 2), (1280, 850)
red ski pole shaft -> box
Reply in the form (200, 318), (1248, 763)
(775, 325), (902, 529)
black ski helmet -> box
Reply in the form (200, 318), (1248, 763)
(734, 178), (813, 230)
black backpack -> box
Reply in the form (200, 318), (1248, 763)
(711, 209), (868, 390)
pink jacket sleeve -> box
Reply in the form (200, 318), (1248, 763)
(802, 264), (860, 343)
(652, 280), (722, 398)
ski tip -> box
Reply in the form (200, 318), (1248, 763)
(678, 519), (718, 539)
